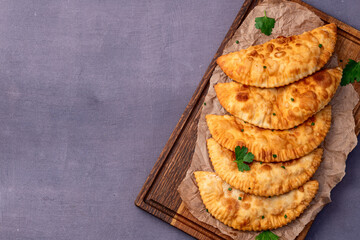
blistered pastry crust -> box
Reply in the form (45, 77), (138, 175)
(207, 138), (323, 196)
(206, 106), (331, 162)
(217, 24), (337, 88)
(194, 171), (319, 231)
(215, 68), (341, 129)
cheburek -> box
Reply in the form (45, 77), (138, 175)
(194, 171), (319, 231)
(215, 68), (341, 129)
(206, 105), (331, 162)
(217, 24), (337, 88)
(207, 138), (323, 196)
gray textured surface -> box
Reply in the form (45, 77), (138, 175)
(0, 0), (359, 240)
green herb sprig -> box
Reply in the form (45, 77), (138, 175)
(341, 59), (360, 86)
(255, 230), (279, 240)
(255, 11), (276, 36)
(234, 146), (254, 172)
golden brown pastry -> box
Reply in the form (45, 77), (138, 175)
(207, 138), (323, 196)
(194, 171), (319, 231)
(215, 68), (341, 129)
(206, 105), (331, 162)
(217, 24), (337, 88)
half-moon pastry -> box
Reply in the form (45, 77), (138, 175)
(206, 105), (331, 162)
(194, 171), (319, 231)
(217, 24), (337, 88)
(215, 68), (341, 129)
(207, 138), (323, 196)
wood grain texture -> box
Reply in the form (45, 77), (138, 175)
(135, 0), (360, 239)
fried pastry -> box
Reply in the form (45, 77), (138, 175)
(207, 138), (323, 196)
(206, 105), (331, 162)
(215, 68), (341, 129)
(217, 24), (337, 88)
(194, 171), (319, 231)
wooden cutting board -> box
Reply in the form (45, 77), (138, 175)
(135, 0), (360, 239)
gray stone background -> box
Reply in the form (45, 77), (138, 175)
(0, 0), (359, 239)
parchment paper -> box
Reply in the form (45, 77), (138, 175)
(178, 0), (359, 239)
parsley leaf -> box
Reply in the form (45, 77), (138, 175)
(255, 11), (275, 36)
(234, 146), (254, 172)
(255, 230), (279, 240)
(341, 59), (360, 86)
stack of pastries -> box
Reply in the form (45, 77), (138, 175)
(195, 24), (341, 231)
